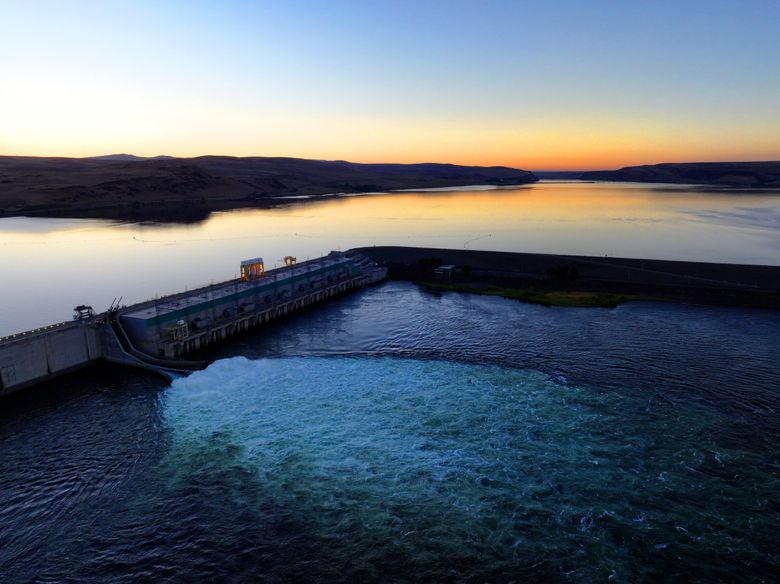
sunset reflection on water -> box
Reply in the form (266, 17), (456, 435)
(0, 181), (779, 335)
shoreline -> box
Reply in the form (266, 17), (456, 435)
(0, 184), (521, 224)
(538, 161), (780, 188)
(0, 155), (537, 223)
(4, 180), (779, 225)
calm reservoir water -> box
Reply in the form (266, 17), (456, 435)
(1, 181), (779, 581)
(1, 180), (779, 335)
(1, 282), (779, 582)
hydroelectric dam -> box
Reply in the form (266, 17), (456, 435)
(0, 251), (387, 397)
(4, 244), (779, 399)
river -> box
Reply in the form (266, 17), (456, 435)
(1, 182), (779, 581)
(1, 282), (779, 581)
(1, 180), (779, 336)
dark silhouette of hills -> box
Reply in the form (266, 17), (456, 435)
(88, 154), (174, 162)
(0, 155), (537, 222)
(577, 161), (780, 187)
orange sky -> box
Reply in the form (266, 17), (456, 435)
(1, 2), (778, 171)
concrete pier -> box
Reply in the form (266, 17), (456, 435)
(0, 321), (102, 395)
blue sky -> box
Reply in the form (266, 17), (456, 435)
(1, 0), (778, 169)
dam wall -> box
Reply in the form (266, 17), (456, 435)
(117, 251), (384, 358)
(0, 322), (102, 396)
(0, 251), (387, 397)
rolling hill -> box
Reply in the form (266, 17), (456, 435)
(0, 155), (537, 222)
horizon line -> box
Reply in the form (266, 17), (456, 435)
(1, 152), (779, 174)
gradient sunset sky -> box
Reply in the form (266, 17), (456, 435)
(1, 0), (778, 170)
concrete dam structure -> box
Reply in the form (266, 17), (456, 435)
(0, 251), (387, 397)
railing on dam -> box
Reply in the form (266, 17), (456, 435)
(0, 320), (76, 345)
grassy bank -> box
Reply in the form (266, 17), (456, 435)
(356, 246), (780, 310)
(418, 281), (632, 308)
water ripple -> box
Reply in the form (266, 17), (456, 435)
(0, 283), (779, 582)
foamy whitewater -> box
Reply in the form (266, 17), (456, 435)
(158, 356), (778, 581)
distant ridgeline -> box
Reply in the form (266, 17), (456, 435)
(0, 155), (537, 222)
(578, 161), (780, 187)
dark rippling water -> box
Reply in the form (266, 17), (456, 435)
(1, 282), (780, 582)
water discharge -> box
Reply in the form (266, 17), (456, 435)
(157, 356), (779, 581)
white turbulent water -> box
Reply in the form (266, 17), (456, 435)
(158, 356), (778, 581)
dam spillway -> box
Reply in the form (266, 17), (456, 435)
(118, 251), (386, 358)
(0, 251), (387, 397)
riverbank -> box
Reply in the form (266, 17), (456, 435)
(0, 155), (536, 222)
(355, 246), (780, 309)
(536, 161), (780, 187)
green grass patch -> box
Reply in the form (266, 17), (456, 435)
(418, 281), (630, 308)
